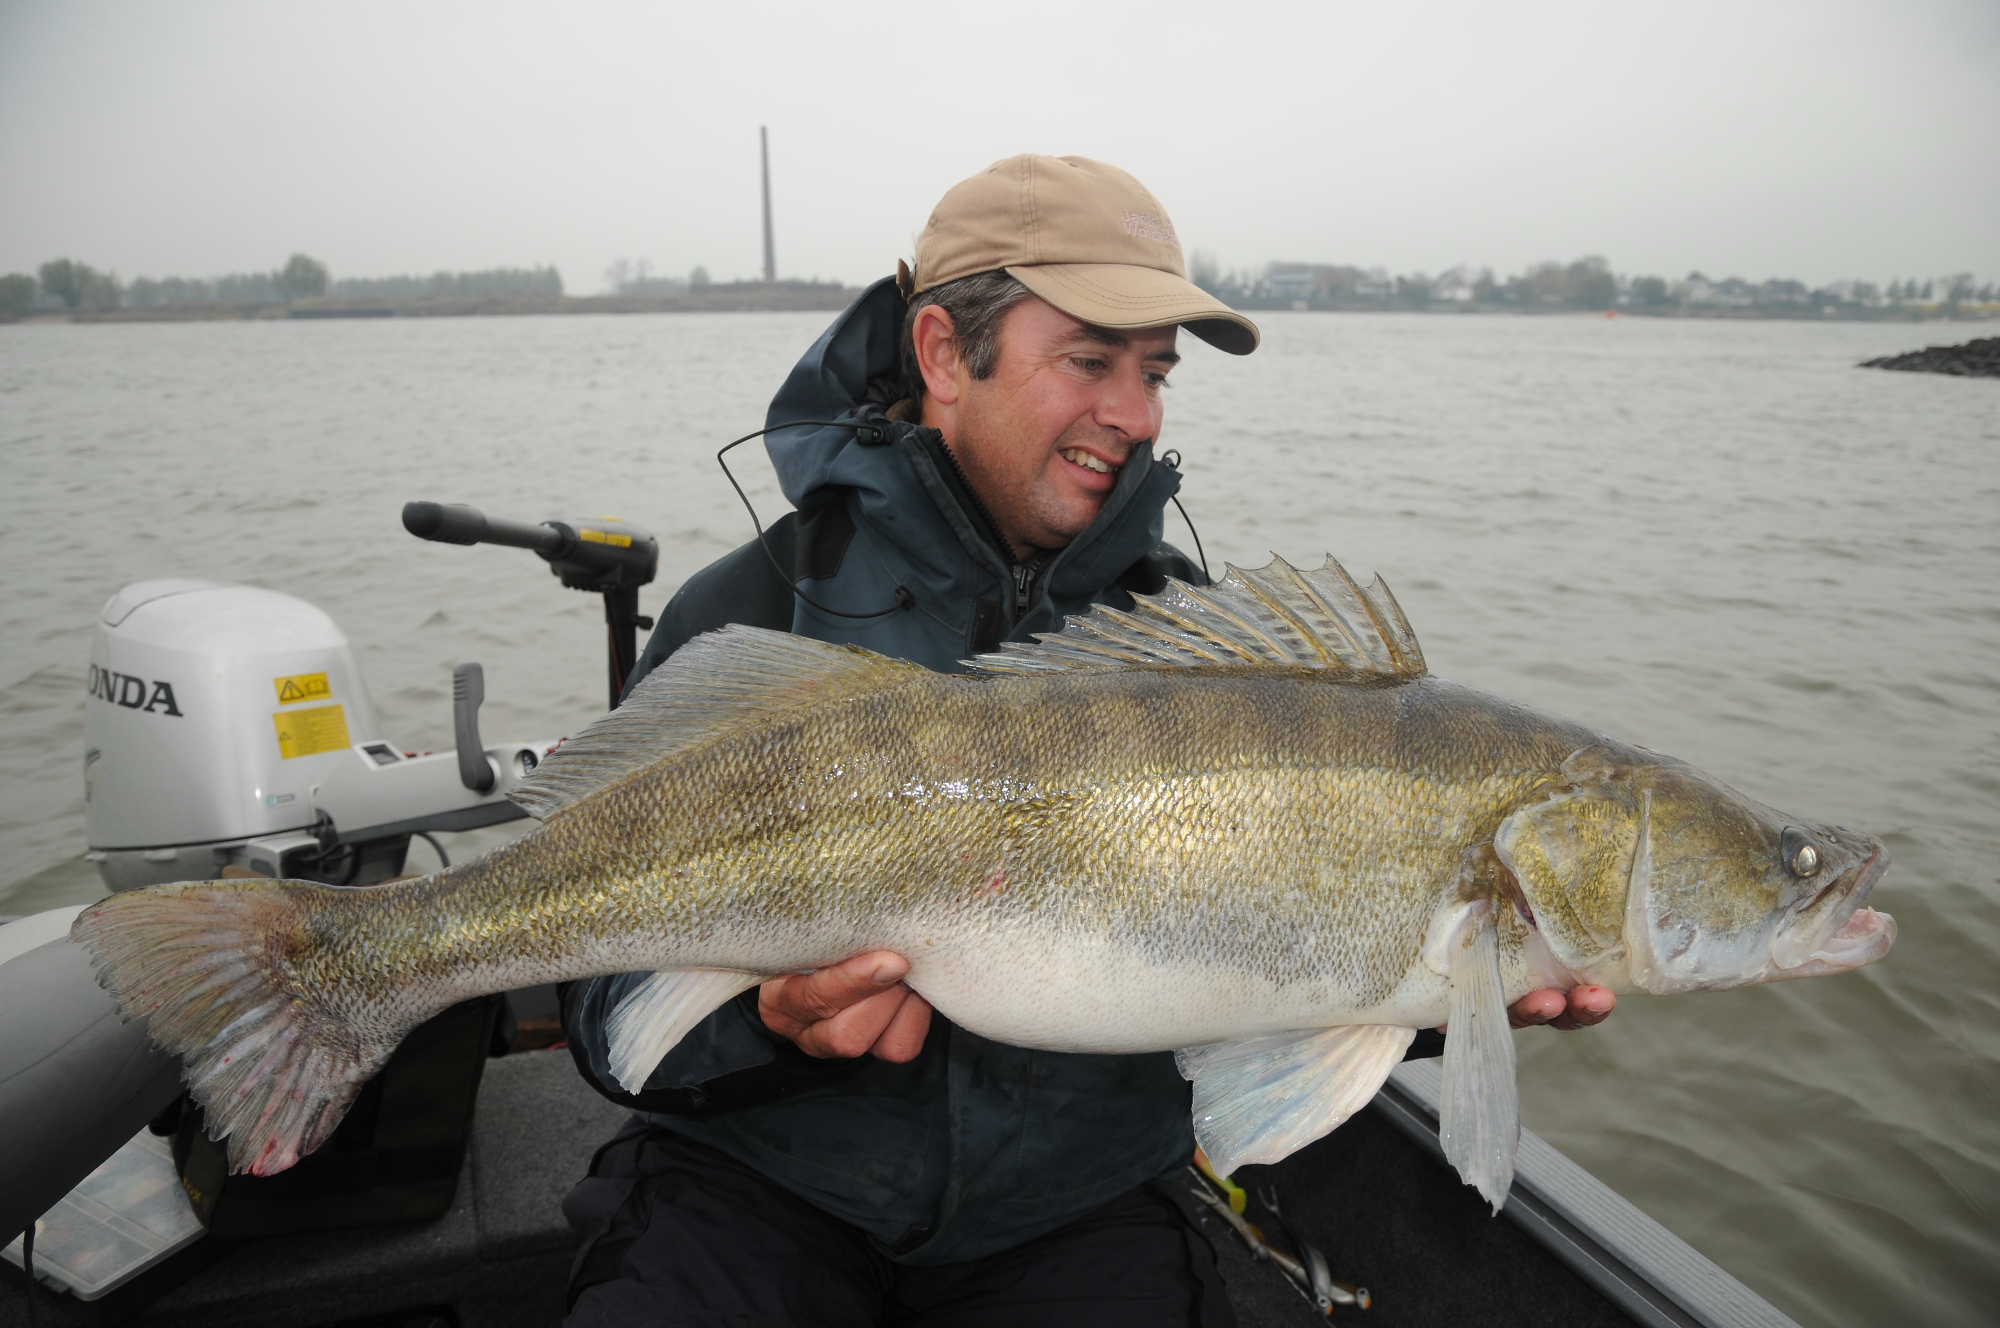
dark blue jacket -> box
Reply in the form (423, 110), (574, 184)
(561, 278), (1208, 1263)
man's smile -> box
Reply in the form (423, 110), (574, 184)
(1059, 447), (1119, 478)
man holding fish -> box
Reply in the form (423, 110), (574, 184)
(75, 148), (1889, 1323)
(557, 153), (1616, 1326)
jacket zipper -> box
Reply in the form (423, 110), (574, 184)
(922, 431), (1044, 625)
(1010, 563), (1037, 618)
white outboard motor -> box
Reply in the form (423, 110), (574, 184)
(84, 579), (547, 891)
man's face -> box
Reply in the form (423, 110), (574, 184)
(946, 298), (1178, 560)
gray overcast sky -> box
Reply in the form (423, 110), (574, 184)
(3, 0), (1994, 293)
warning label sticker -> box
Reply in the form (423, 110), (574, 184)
(273, 704), (350, 760)
(273, 672), (333, 705)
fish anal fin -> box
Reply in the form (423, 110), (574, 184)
(1439, 907), (1521, 1212)
(1175, 1023), (1416, 1177)
(514, 626), (927, 821)
(972, 555), (1427, 679)
(607, 968), (765, 1093)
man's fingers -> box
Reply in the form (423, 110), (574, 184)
(1507, 989), (1566, 1029)
(1548, 985), (1616, 1031)
(760, 951), (909, 1036)
(789, 985), (910, 1059)
(872, 992), (935, 1063)
(758, 951), (931, 1060)
(1509, 985), (1617, 1031)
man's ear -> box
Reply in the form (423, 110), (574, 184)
(911, 304), (964, 406)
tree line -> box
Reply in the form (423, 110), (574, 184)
(604, 257), (708, 297)
(0, 254), (563, 316)
(1196, 254), (1994, 315)
(9, 248), (1986, 321)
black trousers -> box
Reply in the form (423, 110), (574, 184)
(564, 1125), (1235, 1328)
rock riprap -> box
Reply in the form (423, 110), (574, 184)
(1859, 337), (2000, 378)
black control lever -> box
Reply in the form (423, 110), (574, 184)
(452, 663), (495, 793)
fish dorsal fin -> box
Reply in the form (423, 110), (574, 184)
(971, 554), (1426, 679)
(512, 625), (927, 820)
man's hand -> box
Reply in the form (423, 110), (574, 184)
(1507, 985), (1615, 1031)
(758, 951), (933, 1062)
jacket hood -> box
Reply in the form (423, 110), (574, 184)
(762, 277), (910, 507)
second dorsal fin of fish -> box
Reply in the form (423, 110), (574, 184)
(971, 554), (1427, 679)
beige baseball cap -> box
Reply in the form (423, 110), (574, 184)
(910, 154), (1260, 355)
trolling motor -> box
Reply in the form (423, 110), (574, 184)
(401, 501), (659, 708)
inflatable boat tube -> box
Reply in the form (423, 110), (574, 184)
(0, 907), (182, 1244)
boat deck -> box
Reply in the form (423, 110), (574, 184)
(0, 1049), (1785, 1326)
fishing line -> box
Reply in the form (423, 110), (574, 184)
(716, 421), (914, 621)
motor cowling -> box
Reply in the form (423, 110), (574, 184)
(83, 580), (385, 890)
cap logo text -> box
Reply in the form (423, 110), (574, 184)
(1121, 211), (1177, 245)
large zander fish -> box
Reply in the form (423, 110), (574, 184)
(71, 556), (1895, 1207)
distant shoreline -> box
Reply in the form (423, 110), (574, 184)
(8, 286), (862, 324)
(5, 293), (1994, 326)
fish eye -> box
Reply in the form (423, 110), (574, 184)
(1780, 827), (1821, 878)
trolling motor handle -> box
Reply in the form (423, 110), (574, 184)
(402, 500), (555, 552)
(402, 501), (658, 593)
(402, 500), (660, 709)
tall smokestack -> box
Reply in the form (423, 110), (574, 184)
(760, 126), (775, 285)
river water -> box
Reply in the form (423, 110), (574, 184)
(2, 310), (1994, 1325)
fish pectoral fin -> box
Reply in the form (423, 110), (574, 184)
(1175, 1023), (1415, 1177)
(607, 968), (765, 1093)
(1439, 911), (1521, 1213)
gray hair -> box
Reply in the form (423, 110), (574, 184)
(900, 270), (1033, 401)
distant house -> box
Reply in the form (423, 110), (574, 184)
(1431, 267), (1474, 303)
(1758, 278), (1811, 307)
(1265, 263), (1315, 305)
(1681, 276), (1756, 309)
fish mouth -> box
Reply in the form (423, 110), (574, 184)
(1768, 843), (1896, 980)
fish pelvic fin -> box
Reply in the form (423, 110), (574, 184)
(70, 881), (396, 1176)
(513, 626), (928, 821)
(607, 968), (766, 1093)
(1438, 903), (1521, 1213)
(970, 555), (1426, 679)
(1176, 1023), (1415, 1177)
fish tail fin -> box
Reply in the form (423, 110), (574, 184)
(70, 880), (397, 1176)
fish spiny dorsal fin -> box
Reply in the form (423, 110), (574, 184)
(512, 625), (927, 820)
(971, 554), (1427, 679)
